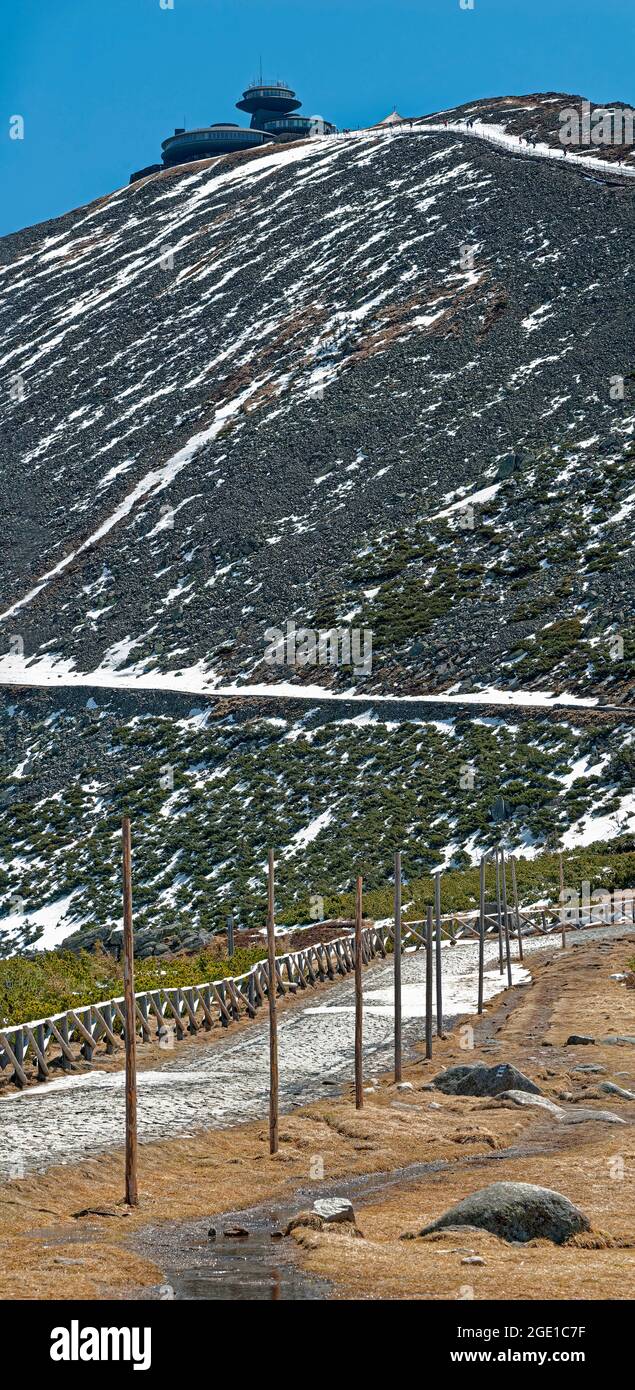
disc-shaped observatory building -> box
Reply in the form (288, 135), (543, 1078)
(131, 79), (337, 181)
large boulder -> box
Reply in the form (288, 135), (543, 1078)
(417, 1182), (590, 1245)
(432, 1063), (541, 1097)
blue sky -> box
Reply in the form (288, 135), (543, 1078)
(2, 0), (635, 237)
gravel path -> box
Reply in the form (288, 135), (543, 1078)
(0, 927), (626, 1179)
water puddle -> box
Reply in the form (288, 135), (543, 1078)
(134, 1142), (547, 1301)
(135, 1205), (331, 1301)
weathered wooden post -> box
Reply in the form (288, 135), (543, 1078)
(425, 905), (433, 1060)
(478, 855), (486, 1014)
(122, 816), (138, 1207)
(394, 850), (402, 1083)
(434, 870), (443, 1036)
(267, 849), (279, 1154)
(226, 910), (235, 958)
(558, 852), (567, 949)
(500, 846), (513, 987)
(495, 847), (504, 974)
(354, 875), (363, 1109)
(510, 854), (523, 961)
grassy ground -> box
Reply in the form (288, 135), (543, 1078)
(315, 841), (635, 922)
(0, 943), (266, 1029)
(1, 932), (634, 1300)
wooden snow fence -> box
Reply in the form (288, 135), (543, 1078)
(0, 921), (389, 1090)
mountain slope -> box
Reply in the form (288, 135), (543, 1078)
(2, 98), (635, 957)
(1, 684), (633, 954)
(1, 111), (635, 700)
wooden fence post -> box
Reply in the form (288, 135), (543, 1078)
(394, 850), (402, 1083)
(500, 846), (513, 987)
(510, 854), (523, 961)
(434, 871), (443, 1036)
(227, 911), (235, 958)
(267, 849), (279, 1155)
(495, 847), (504, 974)
(478, 855), (486, 1014)
(558, 852), (567, 948)
(354, 876), (363, 1109)
(122, 816), (138, 1208)
(425, 905), (433, 1060)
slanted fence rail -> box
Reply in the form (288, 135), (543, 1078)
(2, 895), (634, 1090)
(394, 899), (635, 950)
(0, 922), (389, 1090)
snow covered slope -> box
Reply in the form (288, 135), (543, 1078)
(2, 96), (635, 956)
(1, 110), (634, 701)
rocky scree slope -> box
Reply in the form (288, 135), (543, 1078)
(1, 110), (635, 701)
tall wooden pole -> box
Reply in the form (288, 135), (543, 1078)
(558, 851), (567, 949)
(354, 875), (363, 1109)
(478, 855), (486, 1014)
(500, 846), (512, 987)
(434, 871), (443, 1036)
(122, 816), (138, 1207)
(267, 849), (279, 1154)
(495, 847), (504, 974)
(425, 905), (433, 1060)
(510, 854), (523, 961)
(393, 851), (402, 1083)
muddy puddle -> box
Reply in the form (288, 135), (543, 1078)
(134, 1141), (546, 1301)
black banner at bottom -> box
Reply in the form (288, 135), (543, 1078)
(5, 1298), (627, 1374)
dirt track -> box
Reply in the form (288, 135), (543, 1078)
(1, 927), (635, 1300)
(0, 933), (533, 1178)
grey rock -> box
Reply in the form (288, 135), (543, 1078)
(432, 1063), (541, 1097)
(313, 1197), (355, 1225)
(559, 1107), (624, 1125)
(498, 1089), (564, 1115)
(417, 1181), (590, 1245)
(572, 1063), (605, 1073)
(565, 1035), (595, 1045)
(598, 1082), (635, 1099)
(601, 1035), (635, 1046)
